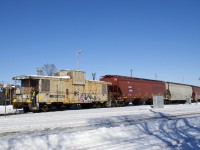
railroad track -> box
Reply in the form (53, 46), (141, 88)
(1, 111), (200, 150)
(1, 110), (200, 139)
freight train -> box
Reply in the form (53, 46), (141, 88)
(12, 70), (200, 112)
(100, 75), (200, 106)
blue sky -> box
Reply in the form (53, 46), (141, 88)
(0, 0), (200, 86)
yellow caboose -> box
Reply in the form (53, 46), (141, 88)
(12, 70), (110, 112)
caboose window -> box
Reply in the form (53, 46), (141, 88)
(41, 80), (50, 92)
(21, 80), (29, 87)
(21, 79), (38, 87)
(102, 84), (107, 94)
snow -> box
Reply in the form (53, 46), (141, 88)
(1, 104), (200, 150)
(0, 105), (23, 115)
(13, 75), (71, 80)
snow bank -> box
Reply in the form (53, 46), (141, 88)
(0, 104), (200, 150)
(0, 105), (23, 115)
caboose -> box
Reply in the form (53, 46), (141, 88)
(12, 70), (110, 112)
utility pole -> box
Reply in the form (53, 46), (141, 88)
(199, 77), (200, 86)
(2, 82), (8, 117)
(155, 73), (157, 80)
(131, 69), (133, 77)
(76, 49), (82, 70)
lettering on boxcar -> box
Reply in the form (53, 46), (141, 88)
(50, 95), (65, 98)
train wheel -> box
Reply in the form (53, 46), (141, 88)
(164, 100), (169, 104)
(121, 101), (126, 107)
(40, 105), (49, 112)
(97, 103), (102, 108)
(115, 102), (120, 107)
(111, 102), (115, 107)
(23, 106), (30, 113)
(103, 102), (108, 108)
(92, 103), (97, 108)
(81, 104), (91, 109)
(125, 102), (129, 106)
(133, 99), (141, 105)
(145, 99), (153, 105)
(111, 101), (117, 107)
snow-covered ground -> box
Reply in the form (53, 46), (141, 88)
(0, 105), (23, 116)
(1, 104), (200, 150)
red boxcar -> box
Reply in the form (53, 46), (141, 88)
(100, 75), (166, 106)
(192, 86), (200, 102)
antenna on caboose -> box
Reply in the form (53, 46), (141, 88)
(155, 72), (157, 80)
(37, 68), (44, 75)
(76, 49), (82, 70)
(92, 72), (96, 80)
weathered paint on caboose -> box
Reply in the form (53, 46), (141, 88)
(12, 70), (110, 111)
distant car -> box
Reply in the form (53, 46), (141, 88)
(0, 92), (6, 105)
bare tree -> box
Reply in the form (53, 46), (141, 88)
(42, 64), (57, 76)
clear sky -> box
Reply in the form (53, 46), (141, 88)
(0, 0), (200, 86)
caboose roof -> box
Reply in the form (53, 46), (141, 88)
(13, 75), (70, 80)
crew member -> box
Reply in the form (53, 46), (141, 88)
(31, 88), (38, 107)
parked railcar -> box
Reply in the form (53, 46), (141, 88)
(191, 86), (200, 102)
(164, 82), (193, 104)
(0, 83), (15, 105)
(12, 70), (110, 112)
(100, 75), (165, 106)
